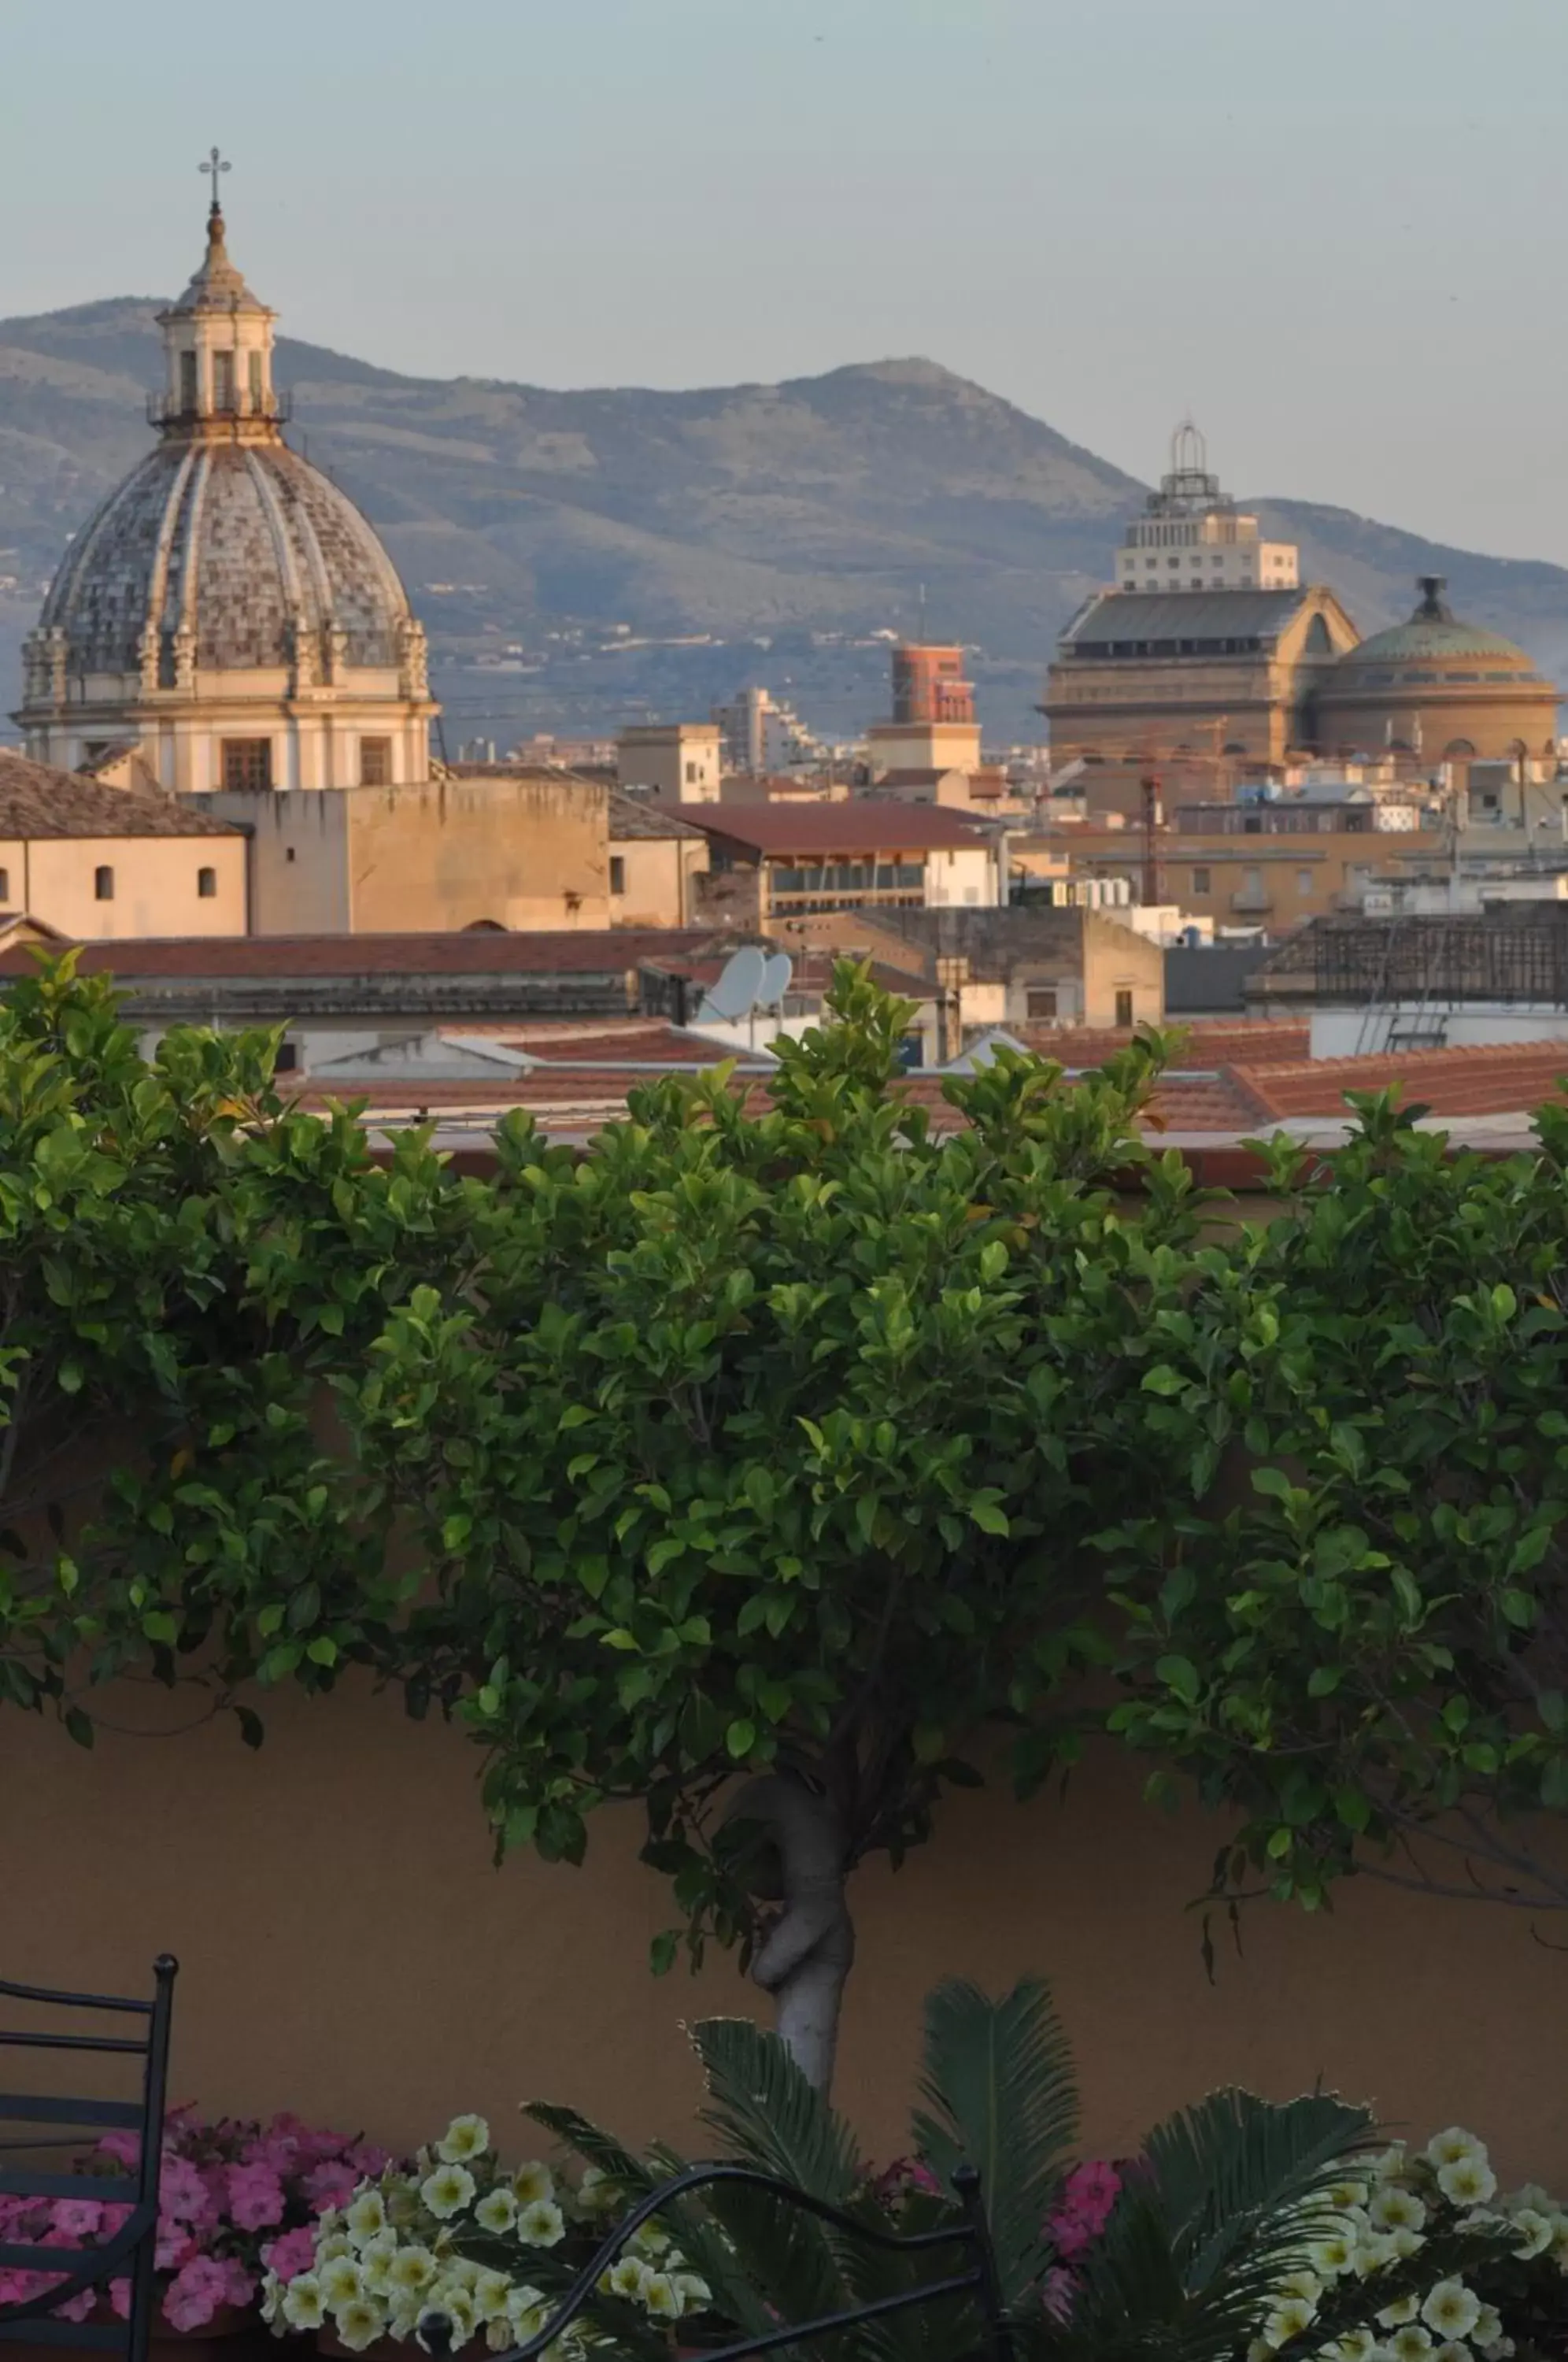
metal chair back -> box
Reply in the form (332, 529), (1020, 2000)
(0, 1958), (178, 2362)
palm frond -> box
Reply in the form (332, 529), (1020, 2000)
(690, 2015), (864, 2331)
(692, 2015), (864, 2201)
(911, 1976), (1080, 2310)
(525, 2101), (660, 2197)
(1052, 2089), (1374, 2362)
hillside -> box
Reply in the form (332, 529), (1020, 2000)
(2, 296), (1566, 743)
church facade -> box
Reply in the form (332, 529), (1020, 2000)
(13, 172), (437, 796)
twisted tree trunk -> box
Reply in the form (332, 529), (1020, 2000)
(727, 1770), (855, 2094)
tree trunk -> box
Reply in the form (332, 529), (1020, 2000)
(727, 1771), (855, 2094)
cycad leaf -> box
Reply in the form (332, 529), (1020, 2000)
(690, 2015), (864, 2330)
(1055, 2088), (1374, 2362)
(911, 1975), (1079, 2309)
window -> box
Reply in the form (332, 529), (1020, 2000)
(1115, 990), (1133, 1028)
(213, 350), (235, 413)
(0, 869), (10, 904)
(685, 761), (699, 784)
(360, 736), (392, 787)
(274, 1043), (299, 1074)
(1296, 869), (1313, 896)
(247, 350), (264, 407)
(179, 350), (198, 411)
(1026, 986), (1058, 1020)
(609, 855), (626, 895)
(221, 738), (273, 792)
(197, 867), (217, 898)
(285, 846), (296, 864)
(1192, 867), (1211, 894)
(94, 866), (114, 902)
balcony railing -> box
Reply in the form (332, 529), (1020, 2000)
(146, 389), (293, 427)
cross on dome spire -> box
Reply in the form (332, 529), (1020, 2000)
(200, 146), (231, 229)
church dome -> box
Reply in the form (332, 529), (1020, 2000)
(38, 440), (413, 681)
(15, 167), (435, 795)
(1315, 576), (1559, 762)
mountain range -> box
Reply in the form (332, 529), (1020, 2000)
(2, 295), (1566, 745)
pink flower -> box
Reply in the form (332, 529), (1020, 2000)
(349, 2142), (392, 2179)
(261, 2227), (317, 2283)
(54, 2283), (99, 2326)
(50, 2200), (104, 2238)
(155, 2224), (197, 2274)
(219, 2260), (257, 2309)
(301, 2160), (357, 2210)
(162, 2255), (230, 2333)
(225, 2164), (285, 2231)
(157, 2157), (211, 2226)
(94, 2131), (142, 2168)
(108, 2279), (132, 2321)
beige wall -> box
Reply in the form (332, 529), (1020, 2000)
(611, 835), (708, 930)
(1078, 911), (1166, 1027)
(619, 727), (723, 805)
(209, 777), (612, 934)
(0, 834), (246, 939)
(5, 1679), (1568, 2182)
(1064, 827), (1447, 931)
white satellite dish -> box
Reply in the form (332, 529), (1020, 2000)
(759, 952), (793, 1009)
(696, 946), (767, 1024)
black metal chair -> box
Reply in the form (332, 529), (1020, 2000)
(423, 2159), (1014, 2362)
(0, 1959), (178, 2362)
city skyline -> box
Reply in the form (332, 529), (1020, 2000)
(2, 0), (1566, 572)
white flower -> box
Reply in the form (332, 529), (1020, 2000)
(1311, 2234), (1357, 2278)
(1389, 2228), (1426, 2262)
(1263, 2297), (1317, 2348)
(320, 2256), (364, 2309)
(1438, 2157), (1498, 2208)
(1422, 2284), (1481, 2342)
(1378, 2297), (1422, 2328)
(1371, 2189), (1427, 2234)
(606, 2258), (650, 2301)
(260, 2273), (283, 2327)
(282, 2276), (327, 2332)
(438, 2116), (491, 2165)
(334, 2297), (390, 2354)
(518, 2199), (566, 2247)
(1329, 2181), (1371, 2212)
(1390, 2327), (1433, 2362)
(675, 2274), (712, 2312)
(505, 2286), (549, 2338)
(1431, 2346), (1474, 2362)
(472, 2273), (512, 2326)
(389, 2246), (440, 2294)
(1426, 2131), (1488, 2173)
(422, 2164), (478, 2219)
(1358, 2232), (1402, 2276)
(631, 2222), (671, 2260)
(345, 2190), (390, 2245)
(1550, 2216), (1568, 2268)
(1328, 2335), (1378, 2362)
(575, 2166), (619, 2219)
(642, 2273), (681, 2321)
(511, 2162), (555, 2208)
(1481, 2343), (1516, 2362)
(1511, 2208), (1553, 2259)
(1472, 2311), (1502, 2350)
(319, 2232), (354, 2264)
(434, 2290), (479, 2347)
(1367, 2146), (1411, 2183)
(473, 2186), (517, 2235)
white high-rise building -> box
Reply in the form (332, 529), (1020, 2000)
(712, 685), (825, 776)
(1116, 422), (1299, 596)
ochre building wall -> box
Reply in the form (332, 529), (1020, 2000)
(4, 1677), (1565, 2180)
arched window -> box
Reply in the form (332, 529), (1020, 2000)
(1304, 616), (1334, 654)
(197, 867), (217, 898)
(1443, 739), (1476, 759)
(94, 867), (114, 902)
(462, 917), (507, 933)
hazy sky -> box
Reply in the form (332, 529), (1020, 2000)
(5, 0), (1566, 563)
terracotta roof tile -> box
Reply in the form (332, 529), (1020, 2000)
(0, 751), (242, 839)
(1235, 1040), (1568, 1121)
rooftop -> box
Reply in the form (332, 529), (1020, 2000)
(0, 753), (242, 839)
(0, 927), (731, 981)
(606, 791), (706, 841)
(683, 802), (994, 856)
(1059, 588), (1311, 653)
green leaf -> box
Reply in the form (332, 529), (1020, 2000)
(726, 1718), (756, 1759)
(1156, 1653), (1200, 1706)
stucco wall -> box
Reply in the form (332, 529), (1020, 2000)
(611, 836), (708, 930)
(5, 1675), (1566, 2179)
(4, 835), (247, 939)
(349, 777), (612, 933)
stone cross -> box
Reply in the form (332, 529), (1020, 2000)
(200, 147), (231, 217)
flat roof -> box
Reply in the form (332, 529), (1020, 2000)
(683, 803), (994, 856)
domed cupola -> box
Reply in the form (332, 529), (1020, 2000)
(1315, 576), (1558, 768)
(14, 154), (437, 795)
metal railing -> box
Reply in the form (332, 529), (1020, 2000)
(146, 390), (293, 427)
(421, 2161), (1011, 2362)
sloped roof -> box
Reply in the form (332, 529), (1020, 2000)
(607, 792), (705, 841)
(0, 752), (242, 838)
(0, 927), (729, 979)
(1060, 588), (1310, 650)
(682, 803), (993, 855)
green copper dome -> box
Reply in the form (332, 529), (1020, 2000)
(1336, 577), (1540, 676)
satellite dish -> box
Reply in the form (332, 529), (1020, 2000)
(759, 952), (793, 1008)
(696, 946), (767, 1024)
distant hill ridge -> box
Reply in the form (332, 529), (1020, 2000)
(2, 297), (1565, 742)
